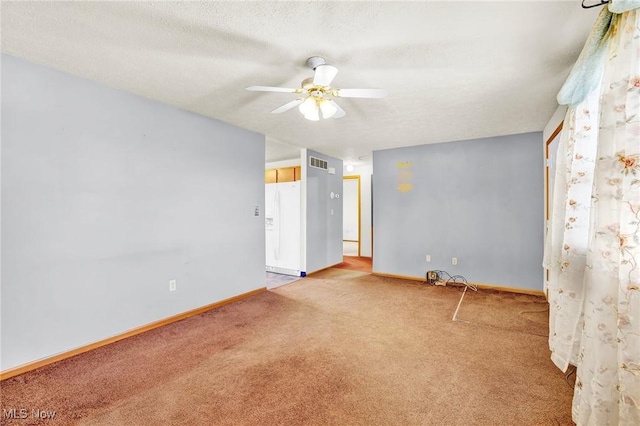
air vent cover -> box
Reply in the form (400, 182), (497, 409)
(309, 156), (328, 170)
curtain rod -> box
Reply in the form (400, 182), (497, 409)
(582, 0), (609, 8)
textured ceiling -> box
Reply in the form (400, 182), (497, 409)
(1, 1), (598, 164)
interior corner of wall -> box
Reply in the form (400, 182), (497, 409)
(300, 148), (308, 272)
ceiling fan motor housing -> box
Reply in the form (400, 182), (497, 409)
(301, 77), (315, 89)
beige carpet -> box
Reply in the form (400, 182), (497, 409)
(334, 256), (373, 273)
(0, 271), (572, 425)
(454, 288), (549, 337)
(309, 268), (370, 280)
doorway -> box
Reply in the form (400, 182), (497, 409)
(544, 122), (563, 296)
(343, 175), (360, 257)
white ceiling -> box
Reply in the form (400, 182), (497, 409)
(1, 1), (598, 164)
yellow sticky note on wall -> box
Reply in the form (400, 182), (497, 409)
(397, 161), (413, 192)
(397, 183), (413, 192)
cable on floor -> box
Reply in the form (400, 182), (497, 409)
(426, 270), (477, 291)
(565, 365), (577, 388)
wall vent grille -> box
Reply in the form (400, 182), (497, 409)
(309, 156), (328, 170)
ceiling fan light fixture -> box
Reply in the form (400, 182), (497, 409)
(299, 96), (321, 121)
(304, 109), (320, 121)
(319, 99), (337, 119)
(299, 97), (320, 121)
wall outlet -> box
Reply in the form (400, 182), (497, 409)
(169, 280), (177, 292)
(452, 257), (458, 266)
(426, 254), (431, 263)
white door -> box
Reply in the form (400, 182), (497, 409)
(343, 177), (360, 256)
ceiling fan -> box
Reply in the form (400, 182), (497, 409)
(246, 56), (387, 121)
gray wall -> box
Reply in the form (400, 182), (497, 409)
(372, 132), (543, 290)
(1, 54), (266, 371)
(305, 150), (343, 274)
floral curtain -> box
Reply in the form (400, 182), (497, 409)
(544, 87), (599, 372)
(572, 8), (640, 425)
(546, 3), (640, 425)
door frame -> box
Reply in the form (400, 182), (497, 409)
(343, 175), (361, 257)
(545, 122), (563, 222)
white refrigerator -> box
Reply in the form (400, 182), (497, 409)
(265, 181), (302, 276)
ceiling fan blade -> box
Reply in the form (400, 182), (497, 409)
(336, 88), (388, 99)
(313, 64), (339, 87)
(271, 99), (304, 114)
(332, 101), (346, 119)
(246, 86), (298, 93)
